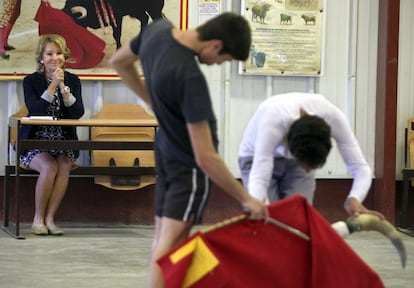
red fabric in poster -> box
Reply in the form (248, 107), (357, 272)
(158, 195), (385, 288)
(34, 1), (105, 69)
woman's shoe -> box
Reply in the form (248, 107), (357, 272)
(31, 224), (48, 235)
(47, 224), (64, 236)
(4, 45), (15, 51)
(0, 51), (9, 60)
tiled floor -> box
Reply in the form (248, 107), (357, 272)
(0, 223), (413, 288)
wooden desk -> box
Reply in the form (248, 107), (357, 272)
(2, 117), (158, 239)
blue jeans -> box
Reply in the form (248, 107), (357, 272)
(238, 156), (315, 204)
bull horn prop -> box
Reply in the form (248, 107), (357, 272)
(332, 214), (407, 268)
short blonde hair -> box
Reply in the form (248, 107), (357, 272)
(35, 34), (71, 73)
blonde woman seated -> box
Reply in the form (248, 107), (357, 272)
(21, 34), (84, 235)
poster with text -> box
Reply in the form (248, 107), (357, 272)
(198, 0), (220, 25)
(240, 0), (325, 76)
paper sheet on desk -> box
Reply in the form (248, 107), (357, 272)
(21, 116), (56, 120)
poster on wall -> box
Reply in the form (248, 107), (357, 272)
(240, 0), (325, 76)
(198, 0), (221, 25)
(0, 0), (187, 80)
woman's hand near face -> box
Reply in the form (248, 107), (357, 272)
(50, 68), (64, 88)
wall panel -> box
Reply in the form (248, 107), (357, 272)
(0, 0), (379, 179)
(223, 0), (378, 178)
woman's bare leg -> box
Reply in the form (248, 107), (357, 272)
(44, 155), (72, 226)
(28, 153), (58, 226)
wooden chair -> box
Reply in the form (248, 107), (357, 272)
(91, 104), (156, 190)
(406, 118), (414, 175)
(8, 104), (28, 160)
(8, 104), (80, 170)
(401, 117), (414, 228)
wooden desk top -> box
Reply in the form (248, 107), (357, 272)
(10, 117), (158, 127)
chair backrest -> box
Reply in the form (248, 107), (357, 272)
(90, 104), (157, 190)
(92, 103), (154, 119)
(8, 104), (29, 165)
(407, 118), (414, 169)
(91, 103), (155, 140)
(9, 104), (28, 147)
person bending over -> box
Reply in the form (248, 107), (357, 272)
(239, 92), (383, 219)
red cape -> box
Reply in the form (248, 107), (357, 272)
(34, 1), (105, 69)
(158, 195), (384, 288)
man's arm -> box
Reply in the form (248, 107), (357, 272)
(329, 106), (384, 219)
(109, 44), (151, 106)
(344, 197), (384, 219)
(187, 121), (268, 220)
(247, 113), (286, 203)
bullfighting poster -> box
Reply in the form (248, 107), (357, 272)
(0, 0), (186, 79)
(240, 0), (325, 76)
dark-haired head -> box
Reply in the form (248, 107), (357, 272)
(196, 12), (251, 61)
(287, 113), (332, 170)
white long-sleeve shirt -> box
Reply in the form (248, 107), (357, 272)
(238, 93), (372, 203)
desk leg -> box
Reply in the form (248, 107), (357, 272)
(14, 167), (23, 239)
(402, 170), (409, 228)
(2, 165), (12, 227)
(1, 166), (25, 239)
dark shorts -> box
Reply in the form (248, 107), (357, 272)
(155, 149), (211, 224)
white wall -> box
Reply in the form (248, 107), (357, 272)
(221, 0), (379, 178)
(0, 0), (394, 180)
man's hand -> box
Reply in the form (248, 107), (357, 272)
(242, 196), (269, 221)
(344, 197), (385, 220)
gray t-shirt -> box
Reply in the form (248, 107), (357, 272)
(130, 19), (218, 166)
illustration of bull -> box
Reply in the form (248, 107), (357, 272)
(62, 0), (165, 48)
(280, 13), (291, 25)
(251, 3), (272, 24)
(301, 14), (316, 25)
